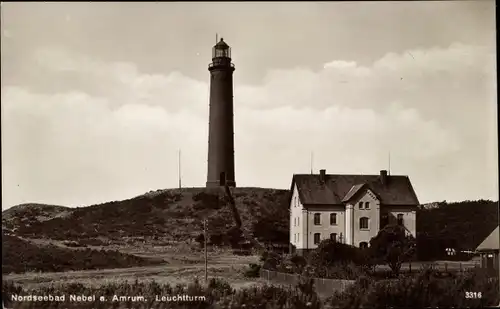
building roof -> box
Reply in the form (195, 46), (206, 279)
(215, 38), (229, 49)
(476, 226), (499, 252)
(342, 183), (368, 202)
(290, 173), (419, 206)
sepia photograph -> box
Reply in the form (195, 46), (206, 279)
(1, 1), (498, 308)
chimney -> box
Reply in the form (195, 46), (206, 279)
(319, 169), (326, 183)
(380, 170), (388, 186)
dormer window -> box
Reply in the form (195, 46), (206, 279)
(359, 202), (363, 209)
(365, 202), (370, 209)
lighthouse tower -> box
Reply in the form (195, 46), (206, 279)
(206, 38), (236, 188)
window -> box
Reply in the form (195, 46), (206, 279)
(397, 214), (404, 226)
(330, 213), (337, 225)
(381, 213), (389, 228)
(297, 217), (300, 226)
(359, 217), (369, 230)
(314, 233), (321, 244)
(359, 242), (368, 249)
(294, 218), (296, 226)
(365, 202), (370, 209)
(298, 233), (300, 242)
(314, 213), (321, 225)
(358, 202), (364, 209)
(330, 233), (337, 242)
(339, 233), (344, 243)
(294, 233), (296, 243)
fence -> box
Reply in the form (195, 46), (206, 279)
(375, 260), (481, 273)
(260, 269), (354, 296)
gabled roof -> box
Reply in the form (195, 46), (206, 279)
(341, 183), (381, 203)
(476, 226), (499, 252)
(290, 173), (419, 206)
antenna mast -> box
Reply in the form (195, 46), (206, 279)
(310, 151), (314, 174)
(388, 152), (391, 175)
(178, 149), (182, 189)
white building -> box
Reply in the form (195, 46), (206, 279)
(289, 169), (419, 255)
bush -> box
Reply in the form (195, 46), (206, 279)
(291, 254), (307, 267)
(207, 277), (234, 298)
(244, 263), (261, 278)
(309, 239), (369, 267)
(313, 262), (370, 280)
(262, 252), (282, 271)
(327, 267), (499, 309)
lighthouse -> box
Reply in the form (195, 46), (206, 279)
(206, 38), (236, 188)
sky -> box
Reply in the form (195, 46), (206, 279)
(1, 1), (497, 209)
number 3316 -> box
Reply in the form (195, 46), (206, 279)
(465, 292), (482, 299)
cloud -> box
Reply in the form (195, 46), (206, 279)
(1, 42), (496, 209)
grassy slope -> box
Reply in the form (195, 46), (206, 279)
(2, 187), (289, 245)
(2, 235), (163, 274)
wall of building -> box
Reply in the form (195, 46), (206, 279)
(383, 206), (417, 237)
(345, 204), (353, 245)
(302, 205), (346, 250)
(352, 190), (380, 247)
(289, 183), (304, 249)
(206, 67), (236, 187)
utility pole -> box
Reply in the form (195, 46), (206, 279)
(204, 219), (208, 283)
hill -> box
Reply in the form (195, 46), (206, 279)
(2, 188), (497, 264)
(2, 187), (290, 249)
(417, 199), (498, 260)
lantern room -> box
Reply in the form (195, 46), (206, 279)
(212, 38), (231, 59)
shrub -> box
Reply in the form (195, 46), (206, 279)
(290, 254), (307, 273)
(262, 252), (282, 271)
(244, 263), (262, 278)
(327, 266), (499, 309)
(309, 239), (368, 268)
(313, 262), (370, 280)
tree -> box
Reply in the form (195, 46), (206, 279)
(369, 224), (416, 276)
